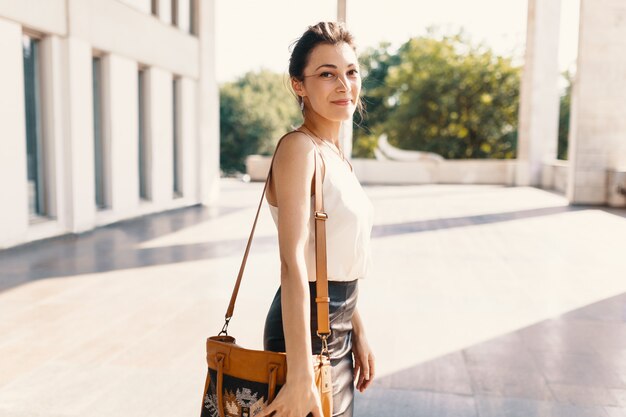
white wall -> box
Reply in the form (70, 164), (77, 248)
(0, 0), (66, 35)
(118, 0), (152, 15)
(0, 0), (220, 249)
(197, 0), (220, 206)
(0, 18), (29, 248)
(69, 0), (197, 78)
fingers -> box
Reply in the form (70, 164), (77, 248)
(356, 354), (376, 392)
(369, 354), (376, 381)
(259, 404), (275, 417)
(260, 401), (280, 417)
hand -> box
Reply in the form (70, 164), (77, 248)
(352, 332), (375, 392)
(258, 375), (323, 417)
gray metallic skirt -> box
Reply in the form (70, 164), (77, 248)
(263, 279), (359, 417)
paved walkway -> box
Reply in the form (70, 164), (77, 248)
(1, 179), (626, 416)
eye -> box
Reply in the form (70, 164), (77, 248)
(348, 69), (360, 77)
(319, 72), (335, 79)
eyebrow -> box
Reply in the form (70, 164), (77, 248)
(314, 63), (357, 71)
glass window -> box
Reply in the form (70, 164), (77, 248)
(171, 0), (179, 27)
(93, 56), (107, 209)
(173, 77), (182, 197)
(189, 0), (196, 35)
(138, 68), (149, 200)
(23, 34), (46, 217)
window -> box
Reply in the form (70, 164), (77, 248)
(23, 34), (46, 218)
(189, 0), (196, 35)
(138, 68), (149, 200)
(171, 0), (179, 27)
(92, 56), (108, 209)
(173, 77), (182, 197)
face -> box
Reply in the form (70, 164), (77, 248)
(293, 42), (361, 122)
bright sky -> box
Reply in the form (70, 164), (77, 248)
(216, 0), (581, 83)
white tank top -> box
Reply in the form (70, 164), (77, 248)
(268, 135), (375, 282)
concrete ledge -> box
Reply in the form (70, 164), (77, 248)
(246, 155), (518, 185)
(607, 168), (626, 207)
(541, 159), (569, 193)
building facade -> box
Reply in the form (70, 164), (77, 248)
(0, 0), (220, 250)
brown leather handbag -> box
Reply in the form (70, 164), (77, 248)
(200, 133), (334, 417)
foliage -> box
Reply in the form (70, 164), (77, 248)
(220, 70), (302, 174)
(354, 28), (521, 159)
(352, 42), (401, 158)
(557, 70), (572, 160)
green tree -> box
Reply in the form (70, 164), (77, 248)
(220, 70), (302, 174)
(557, 70), (572, 160)
(352, 42), (401, 158)
(356, 28), (521, 159)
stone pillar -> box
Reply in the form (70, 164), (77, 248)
(61, 37), (97, 232)
(145, 67), (174, 205)
(515, 0), (562, 187)
(197, 0), (220, 206)
(179, 77), (198, 199)
(0, 18), (29, 248)
(567, 0), (626, 205)
(105, 54), (140, 214)
(337, 0), (353, 160)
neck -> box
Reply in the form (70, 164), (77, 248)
(302, 112), (342, 147)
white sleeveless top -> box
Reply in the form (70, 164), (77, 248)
(268, 138), (375, 282)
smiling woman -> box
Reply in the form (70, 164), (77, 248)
(258, 22), (376, 417)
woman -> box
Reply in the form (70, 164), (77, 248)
(260, 22), (375, 417)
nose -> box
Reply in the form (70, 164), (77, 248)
(336, 74), (351, 93)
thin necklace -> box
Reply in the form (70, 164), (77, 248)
(301, 125), (346, 162)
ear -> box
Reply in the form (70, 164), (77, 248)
(291, 77), (306, 99)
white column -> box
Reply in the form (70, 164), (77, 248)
(40, 35), (67, 223)
(337, 0), (346, 22)
(180, 77), (197, 198)
(567, 0), (626, 204)
(177, 0), (191, 33)
(515, 0), (562, 186)
(0, 18), (29, 248)
(145, 67), (174, 204)
(104, 54), (140, 214)
(158, 0), (172, 24)
(197, 0), (220, 206)
(61, 37), (96, 232)
(337, 0), (353, 160)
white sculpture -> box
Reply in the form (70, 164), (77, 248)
(376, 134), (445, 162)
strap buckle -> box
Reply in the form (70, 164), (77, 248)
(317, 332), (331, 357)
(218, 317), (231, 336)
(314, 211), (328, 220)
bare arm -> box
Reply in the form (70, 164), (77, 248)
(351, 305), (376, 392)
(259, 133), (324, 417)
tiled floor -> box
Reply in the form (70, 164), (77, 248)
(1, 179), (626, 417)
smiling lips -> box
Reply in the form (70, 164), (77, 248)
(331, 99), (352, 106)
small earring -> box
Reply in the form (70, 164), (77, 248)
(300, 98), (304, 111)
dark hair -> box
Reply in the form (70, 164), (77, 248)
(289, 21), (365, 119)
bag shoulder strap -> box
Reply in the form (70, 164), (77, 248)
(223, 129), (331, 338)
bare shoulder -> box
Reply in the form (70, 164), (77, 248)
(273, 131), (317, 171)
